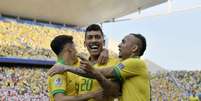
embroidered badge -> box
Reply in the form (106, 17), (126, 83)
(55, 78), (62, 86)
(117, 63), (125, 69)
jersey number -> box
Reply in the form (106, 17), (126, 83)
(81, 79), (93, 91)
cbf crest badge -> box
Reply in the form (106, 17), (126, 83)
(117, 63), (125, 69)
(55, 78), (62, 86)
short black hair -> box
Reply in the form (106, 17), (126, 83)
(85, 24), (104, 38)
(50, 35), (73, 55)
(130, 33), (146, 56)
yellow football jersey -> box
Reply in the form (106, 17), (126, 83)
(78, 57), (119, 101)
(189, 96), (200, 101)
(48, 60), (80, 101)
(113, 57), (150, 101)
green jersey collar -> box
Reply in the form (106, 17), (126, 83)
(56, 58), (65, 65)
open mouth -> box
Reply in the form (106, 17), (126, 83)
(88, 43), (100, 52)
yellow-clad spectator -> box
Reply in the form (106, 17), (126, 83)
(189, 90), (200, 101)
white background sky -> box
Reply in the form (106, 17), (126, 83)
(102, 0), (201, 70)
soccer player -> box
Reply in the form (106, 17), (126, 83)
(49, 33), (150, 101)
(48, 35), (102, 101)
(77, 24), (119, 101)
(49, 24), (120, 101)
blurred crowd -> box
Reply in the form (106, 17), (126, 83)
(0, 20), (86, 59)
(0, 45), (54, 60)
(1, 66), (200, 101)
(0, 67), (49, 101)
(151, 71), (201, 101)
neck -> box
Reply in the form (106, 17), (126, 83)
(57, 57), (65, 64)
(130, 53), (139, 58)
(57, 56), (75, 65)
(89, 55), (99, 63)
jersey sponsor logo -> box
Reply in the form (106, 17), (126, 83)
(117, 63), (125, 69)
(55, 78), (62, 86)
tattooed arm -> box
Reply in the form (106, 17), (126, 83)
(48, 64), (120, 97)
(63, 61), (120, 97)
(48, 64), (115, 79)
(79, 60), (120, 97)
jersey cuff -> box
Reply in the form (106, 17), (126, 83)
(113, 66), (123, 83)
(51, 89), (67, 96)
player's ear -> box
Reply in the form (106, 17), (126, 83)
(132, 45), (138, 53)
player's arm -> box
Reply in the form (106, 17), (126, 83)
(80, 59), (143, 97)
(62, 60), (121, 97)
(54, 94), (90, 101)
(48, 63), (115, 79)
(96, 74), (121, 97)
(80, 60), (121, 97)
(48, 63), (120, 97)
(48, 64), (96, 78)
(97, 48), (109, 65)
(49, 74), (102, 101)
(87, 69), (120, 97)
(54, 91), (102, 101)
(79, 59), (144, 94)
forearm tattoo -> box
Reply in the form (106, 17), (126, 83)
(66, 67), (96, 79)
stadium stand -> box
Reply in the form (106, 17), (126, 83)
(0, 66), (49, 100)
(151, 71), (201, 100)
(0, 18), (200, 100)
(0, 18), (87, 59)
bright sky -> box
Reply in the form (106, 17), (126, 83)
(102, 0), (201, 70)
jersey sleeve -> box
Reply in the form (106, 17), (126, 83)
(113, 58), (145, 81)
(49, 74), (67, 96)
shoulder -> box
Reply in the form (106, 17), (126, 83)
(96, 57), (120, 67)
(48, 73), (67, 80)
(108, 57), (120, 64)
(122, 58), (145, 65)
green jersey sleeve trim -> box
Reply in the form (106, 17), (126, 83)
(51, 89), (67, 96)
(114, 66), (123, 83)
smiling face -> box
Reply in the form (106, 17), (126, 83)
(118, 34), (140, 60)
(84, 31), (105, 57)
